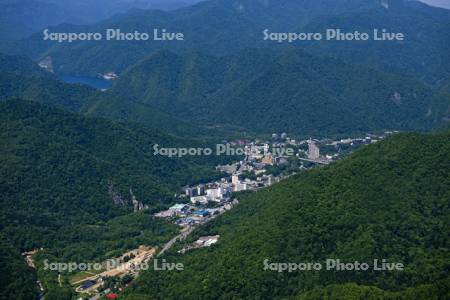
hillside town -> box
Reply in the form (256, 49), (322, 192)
(153, 131), (395, 228)
(47, 131), (395, 300)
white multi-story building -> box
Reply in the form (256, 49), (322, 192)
(232, 174), (241, 185)
(197, 185), (205, 196)
(206, 188), (223, 199)
(190, 196), (209, 205)
(234, 182), (247, 192)
(308, 141), (320, 160)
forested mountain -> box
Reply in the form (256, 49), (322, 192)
(429, 80), (450, 125)
(2, 49), (444, 138)
(0, 0), (202, 42)
(0, 233), (36, 300)
(0, 99), (223, 255)
(0, 52), (98, 111)
(8, 0), (379, 72)
(5, 0), (447, 137)
(0, 1), (449, 299)
(0, 99), (231, 298)
(123, 130), (450, 299)
(300, 0), (450, 85)
(0, 52), (50, 76)
(12, 0), (450, 84)
(0, 0), (66, 41)
(110, 49), (442, 136)
(0, 53), (226, 138)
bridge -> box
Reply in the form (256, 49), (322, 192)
(299, 158), (331, 165)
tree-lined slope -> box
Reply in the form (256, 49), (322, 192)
(123, 131), (450, 299)
(301, 0), (450, 85)
(0, 53), (222, 137)
(111, 49), (442, 135)
(0, 100), (222, 254)
(0, 99), (231, 299)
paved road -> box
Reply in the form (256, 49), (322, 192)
(158, 227), (195, 257)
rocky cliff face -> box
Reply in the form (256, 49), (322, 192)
(107, 182), (148, 212)
(38, 56), (53, 73)
(130, 188), (149, 212)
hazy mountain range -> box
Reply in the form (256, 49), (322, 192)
(0, 0), (447, 42)
(0, 0), (203, 40)
(419, 0), (450, 9)
(2, 0), (449, 135)
(10, 0), (449, 86)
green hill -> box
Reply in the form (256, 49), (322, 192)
(0, 99), (225, 257)
(123, 130), (450, 299)
(2, 50), (445, 138)
(429, 80), (450, 126)
(0, 53), (227, 138)
(0, 233), (36, 300)
(111, 49), (442, 136)
(301, 0), (450, 85)
(0, 99), (233, 299)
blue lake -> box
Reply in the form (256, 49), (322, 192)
(58, 75), (113, 90)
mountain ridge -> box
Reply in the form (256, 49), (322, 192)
(110, 48), (444, 136)
(10, 0), (450, 85)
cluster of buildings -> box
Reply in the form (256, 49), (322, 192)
(75, 246), (156, 299)
(154, 199), (239, 228)
(186, 184), (232, 204)
(70, 131), (395, 300)
(153, 139), (299, 227)
(327, 136), (382, 147)
(154, 131), (394, 240)
(186, 174), (276, 204)
(178, 235), (220, 254)
(271, 132), (393, 162)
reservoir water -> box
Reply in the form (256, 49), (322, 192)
(58, 75), (113, 90)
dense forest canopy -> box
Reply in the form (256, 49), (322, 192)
(0, 0), (449, 299)
(123, 131), (450, 299)
(110, 48), (444, 135)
